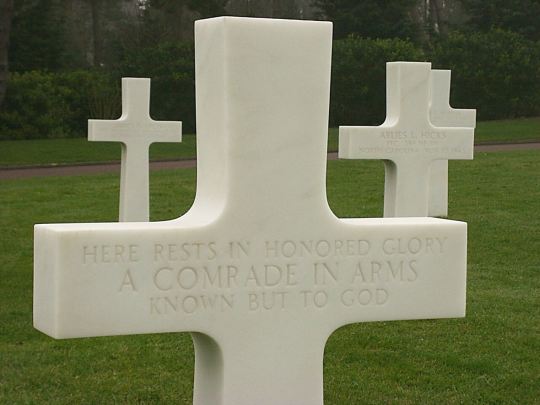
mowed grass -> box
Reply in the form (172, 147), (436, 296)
(1, 117), (539, 167)
(0, 134), (198, 167)
(474, 116), (540, 144)
(1, 150), (539, 403)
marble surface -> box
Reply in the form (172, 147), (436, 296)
(35, 18), (468, 405)
(429, 69), (476, 217)
(339, 62), (474, 217)
(88, 78), (182, 222)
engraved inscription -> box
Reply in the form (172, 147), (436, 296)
(356, 130), (452, 155)
(154, 242), (217, 261)
(83, 244), (140, 264)
(118, 269), (137, 291)
(150, 294), (235, 315)
(340, 288), (389, 306)
(265, 239), (370, 258)
(81, 236), (447, 315)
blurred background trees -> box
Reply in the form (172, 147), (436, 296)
(0, 0), (14, 108)
(0, 0), (539, 139)
(314, 0), (419, 40)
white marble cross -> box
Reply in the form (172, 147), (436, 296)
(34, 18), (468, 405)
(429, 70), (476, 217)
(339, 62), (474, 217)
(88, 78), (182, 222)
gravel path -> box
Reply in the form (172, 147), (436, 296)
(1, 142), (539, 180)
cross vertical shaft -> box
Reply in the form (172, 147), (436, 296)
(190, 18), (334, 404)
(384, 158), (432, 216)
(118, 141), (149, 222)
(428, 70), (476, 217)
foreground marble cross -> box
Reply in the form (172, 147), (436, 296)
(339, 62), (475, 217)
(429, 70), (476, 217)
(34, 18), (467, 405)
(88, 78), (182, 222)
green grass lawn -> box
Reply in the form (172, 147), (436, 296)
(1, 117), (539, 167)
(0, 134), (198, 167)
(474, 116), (540, 144)
(1, 150), (538, 403)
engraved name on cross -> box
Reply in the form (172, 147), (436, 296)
(339, 62), (475, 217)
(34, 18), (468, 405)
(429, 69), (476, 217)
(88, 78), (182, 222)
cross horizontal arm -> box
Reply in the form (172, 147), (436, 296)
(339, 125), (474, 161)
(34, 216), (466, 339)
(88, 119), (182, 145)
(339, 125), (401, 160)
(88, 78), (181, 145)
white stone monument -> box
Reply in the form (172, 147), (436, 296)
(88, 78), (182, 222)
(34, 18), (468, 405)
(429, 69), (476, 217)
(339, 62), (475, 217)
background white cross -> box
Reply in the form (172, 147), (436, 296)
(339, 62), (474, 217)
(88, 78), (182, 222)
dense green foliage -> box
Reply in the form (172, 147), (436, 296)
(9, 0), (66, 72)
(0, 41), (197, 140)
(0, 70), (120, 140)
(460, 0), (540, 41)
(431, 29), (540, 120)
(1, 28), (539, 140)
(330, 37), (425, 126)
(1, 150), (539, 403)
(119, 42), (195, 132)
(0, 30), (540, 139)
(1, 1), (540, 139)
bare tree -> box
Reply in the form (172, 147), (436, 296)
(0, 0), (14, 109)
(89, 0), (102, 66)
(226, 0), (304, 19)
(414, 0), (468, 42)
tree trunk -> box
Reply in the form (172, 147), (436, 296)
(430, 0), (442, 35)
(0, 0), (14, 109)
(90, 0), (102, 66)
(272, 0), (282, 18)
